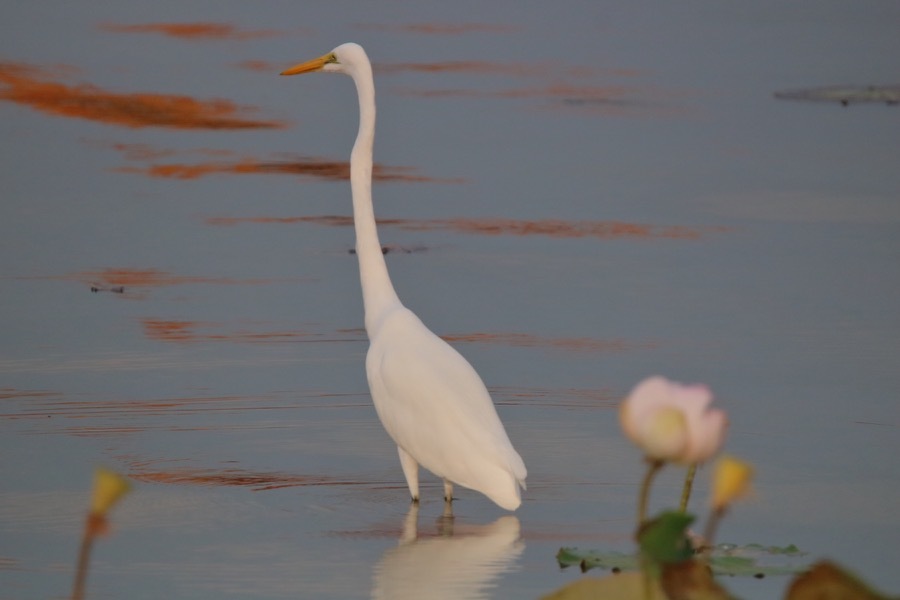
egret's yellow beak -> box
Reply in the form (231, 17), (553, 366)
(280, 52), (336, 76)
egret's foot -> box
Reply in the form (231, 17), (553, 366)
(442, 479), (454, 504)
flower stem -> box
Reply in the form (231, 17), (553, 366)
(72, 514), (102, 600)
(679, 463), (698, 512)
(702, 506), (726, 553)
(637, 459), (665, 527)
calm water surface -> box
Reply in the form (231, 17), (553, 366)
(2, 2), (899, 599)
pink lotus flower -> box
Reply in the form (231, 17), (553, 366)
(620, 376), (728, 465)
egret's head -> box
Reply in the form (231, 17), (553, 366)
(280, 42), (368, 78)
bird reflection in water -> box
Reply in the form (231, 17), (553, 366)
(372, 503), (524, 599)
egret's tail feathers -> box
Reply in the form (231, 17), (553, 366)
(483, 471), (524, 511)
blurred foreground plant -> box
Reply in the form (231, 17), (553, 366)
(619, 376), (728, 525)
(546, 376), (897, 600)
(703, 455), (754, 549)
(72, 467), (132, 600)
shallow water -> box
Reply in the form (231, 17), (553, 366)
(2, 2), (899, 599)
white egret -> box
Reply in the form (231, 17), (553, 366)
(281, 43), (527, 510)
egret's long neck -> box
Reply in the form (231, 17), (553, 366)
(350, 63), (401, 334)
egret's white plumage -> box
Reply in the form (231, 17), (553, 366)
(281, 43), (526, 510)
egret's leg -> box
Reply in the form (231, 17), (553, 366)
(443, 479), (454, 503)
(397, 446), (420, 502)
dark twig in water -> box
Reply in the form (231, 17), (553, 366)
(774, 84), (900, 106)
(90, 285), (125, 294)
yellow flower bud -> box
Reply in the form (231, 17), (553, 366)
(711, 455), (753, 510)
(90, 467), (132, 516)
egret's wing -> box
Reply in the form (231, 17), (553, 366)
(366, 309), (525, 487)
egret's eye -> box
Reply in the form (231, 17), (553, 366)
(327, 53), (338, 64)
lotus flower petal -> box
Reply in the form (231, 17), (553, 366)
(620, 376), (728, 464)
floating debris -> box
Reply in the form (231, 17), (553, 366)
(774, 85), (900, 106)
(90, 285), (125, 294)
